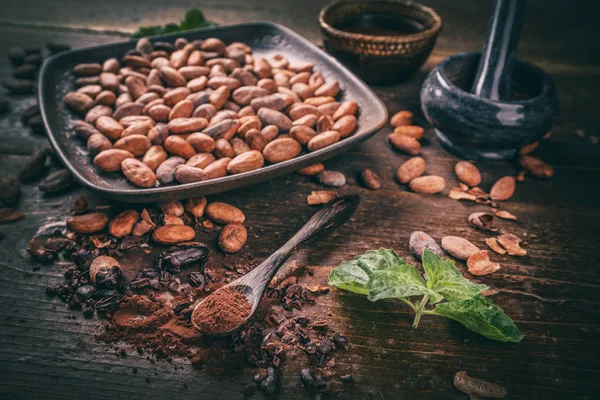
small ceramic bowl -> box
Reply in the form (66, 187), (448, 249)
(318, 0), (442, 84)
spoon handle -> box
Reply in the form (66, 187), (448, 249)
(245, 195), (359, 288)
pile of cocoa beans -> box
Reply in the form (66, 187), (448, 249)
(64, 37), (359, 188)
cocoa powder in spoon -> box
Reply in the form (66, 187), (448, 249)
(192, 287), (251, 335)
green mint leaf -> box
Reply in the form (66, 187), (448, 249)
(433, 296), (524, 342)
(132, 9), (217, 38)
(367, 264), (440, 302)
(328, 248), (405, 294)
(422, 249), (487, 303)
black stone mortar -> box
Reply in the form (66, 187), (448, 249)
(420, 0), (558, 160)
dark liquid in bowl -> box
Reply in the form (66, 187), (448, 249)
(335, 14), (424, 36)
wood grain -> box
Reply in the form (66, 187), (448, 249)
(1, 2), (599, 399)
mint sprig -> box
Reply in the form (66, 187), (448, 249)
(328, 249), (524, 342)
(132, 9), (218, 38)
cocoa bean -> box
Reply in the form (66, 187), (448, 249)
(186, 132), (216, 153)
(441, 236), (480, 260)
(156, 157), (186, 184)
(390, 110), (413, 127)
(67, 212), (108, 233)
(258, 108), (292, 131)
(332, 100), (358, 120)
(174, 165), (208, 183)
(153, 225), (195, 244)
(169, 99), (194, 120)
(231, 138), (251, 156)
(112, 102), (144, 121)
(205, 202), (245, 224)
(296, 163), (324, 176)
(304, 96), (335, 107)
(307, 190), (337, 205)
(360, 169), (381, 190)
(186, 153), (216, 169)
(77, 85), (103, 99)
(148, 104), (171, 122)
(251, 93), (292, 111)
(0, 176), (20, 206)
(163, 135), (196, 159)
(121, 158), (157, 187)
(125, 75), (147, 99)
(455, 161), (482, 186)
(316, 115), (334, 133)
(95, 116), (124, 140)
(261, 125), (279, 142)
(93, 149), (134, 172)
(409, 176), (445, 194)
(227, 150), (264, 174)
(109, 210), (139, 238)
(164, 87), (191, 106)
(148, 123), (169, 145)
(490, 176), (516, 201)
(331, 115), (357, 138)
(96, 90), (116, 106)
(159, 66), (186, 87)
(292, 114), (318, 128)
(207, 76), (241, 91)
(519, 155), (554, 179)
(388, 134), (421, 155)
(102, 58), (120, 73)
(290, 125), (317, 145)
(314, 80), (340, 97)
(123, 55), (151, 69)
(39, 169), (74, 193)
(409, 231), (443, 260)
(20, 147), (48, 181)
(192, 104), (217, 120)
(142, 145), (168, 171)
(218, 223), (247, 253)
(316, 170), (346, 187)
(64, 92), (95, 114)
(396, 157), (426, 184)
(0, 208), (24, 224)
(209, 86), (230, 109)
(167, 117), (208, 135)
(185, 197), (207, 217)
(72, 120), (100, 140)
(393, 125), (424, 140)
(3, 78), (35, 94)
(307, 130), (340, 152)
(73, 63), (102, 77)
(263, 138), (302, 163)
(204, 158), (231, 179)
(214, 138), (235, 159)
(203, 119), (238, 139)
(113, 134), (151, 156)
(87, 133), (112, 156)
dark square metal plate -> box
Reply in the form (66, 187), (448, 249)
(38, 22), (387, 202)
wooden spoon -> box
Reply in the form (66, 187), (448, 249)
(191, 195), (359, 336)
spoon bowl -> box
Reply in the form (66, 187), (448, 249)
(191, 195), (360, 336)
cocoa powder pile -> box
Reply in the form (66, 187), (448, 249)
(192, 287), (252, 335)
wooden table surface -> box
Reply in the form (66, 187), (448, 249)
(1, 1), (599, 399)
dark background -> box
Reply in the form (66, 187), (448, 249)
(0, 1), (599, 399)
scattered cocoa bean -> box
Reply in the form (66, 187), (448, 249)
(409, 176), (445, 194)
(389, 134), (421, 155)
(39, 169), (75, 193)
(66, 212), (108, 234)
(360, 169), (381, 190)
(152, 225), (196, 244)
(441, 236), (479, 260)
(205, 202), (245, 224)
(490, 176), (516, 201)
(109, 210), (139, 238)
(409, 231), (443, 260)
(519, 155), (554, 179)
(396, 157), (426, 184)
(390, 110), (413, 127)
(455, 161), (482, 186)
(20, 147), (48, 181)
(316, 170), (346, 187)
(218, 223), (248, 253)
(296, 163), (325, 176)
(307, 191), (337, 205)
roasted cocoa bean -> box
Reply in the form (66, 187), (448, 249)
(205, 202), (245, 224)
(67, 212), (108, 233)
(218, 223), (247, 253)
